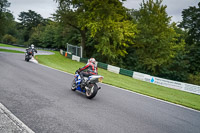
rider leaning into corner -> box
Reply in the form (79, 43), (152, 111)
(26, 44), (37, 56)
(76, 58), (98, 86)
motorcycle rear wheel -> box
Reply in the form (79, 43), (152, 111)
(85, 83), (98, 99)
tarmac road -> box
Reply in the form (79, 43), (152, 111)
(0, 46), (54, 55)
(0, 52), (200, 133)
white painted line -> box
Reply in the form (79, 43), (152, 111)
(36, 63), (200, 113)
(38, 63), (74, 76)
(0, 103), (35, 133)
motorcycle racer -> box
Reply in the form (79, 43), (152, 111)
(26, 44), (37, 57)
(76, 58), (98, 86)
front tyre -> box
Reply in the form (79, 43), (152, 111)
(85, 84), (98, 99)
(71, 79), (76, 91)
(25, 54), (30, 62)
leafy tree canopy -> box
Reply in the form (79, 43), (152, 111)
(179, 2), (200, 74)
(55, 0), (137, 63)
(179, 2), (200, 45)
(18, 10), (44, 30)
(134, 0), (185, 74)
(0, 0), (10, 38)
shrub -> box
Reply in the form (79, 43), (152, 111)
(187, 73), (200, 85)
(2, 34), (17, 44)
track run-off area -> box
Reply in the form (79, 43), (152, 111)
(0, 52), (200, 133)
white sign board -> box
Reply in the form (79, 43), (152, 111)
(133, 72), (150, 81)
(150, 77), (185, 90)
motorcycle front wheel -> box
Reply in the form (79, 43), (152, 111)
(71, 79), (76, 91)
(25, 56), (29, 62)
(85, 83), (98, 99)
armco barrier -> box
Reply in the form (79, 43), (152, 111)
(60, 49), (63, 55)
(80, 58), (88, 63)
(97, 62), (108, 70)
(150, 76), (185, 90)
(119, 68), (133, 77)
(67, 54), (72, 59)
(132, 72), (150, 81)
(107, 65), (120, 74)
(72, 55), (80, 62)
(184, 83), (200, 95)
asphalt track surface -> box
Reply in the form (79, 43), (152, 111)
(0, 46), (54, 55)
(0, 52), (200, 133)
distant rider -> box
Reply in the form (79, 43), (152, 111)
(26, 44), (37, 56)
(76, 58), (98, 86)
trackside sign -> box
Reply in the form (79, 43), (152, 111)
(132, 72), (200, 95)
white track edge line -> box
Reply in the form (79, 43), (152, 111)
(0, 103), (35, 133)
(37, 63), (200, 113)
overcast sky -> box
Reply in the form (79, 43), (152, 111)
(8, 0), (199, 23)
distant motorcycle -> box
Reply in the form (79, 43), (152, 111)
(25, 48), (33, 62)
(71, 72), (103, 99)
(25, 47), (37, 62)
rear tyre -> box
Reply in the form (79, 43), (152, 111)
(71, 79), (76, 91)
(85, 84), (98, 99)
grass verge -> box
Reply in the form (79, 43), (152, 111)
(0, 43), (22, 48)
(36, 51), (200, 111)
(0, 48), (24, 53)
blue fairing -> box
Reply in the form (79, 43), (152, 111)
(74, 74), (86, 93)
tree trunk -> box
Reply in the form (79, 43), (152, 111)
(80, 28), (86, 57)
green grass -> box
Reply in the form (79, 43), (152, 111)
(36, 51), (200, 111)
(0, 43), (22, 48)
(0, 48), (24, 53)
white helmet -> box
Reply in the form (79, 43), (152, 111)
(89, 58), (96, 64)
(31, 44), (34, 48)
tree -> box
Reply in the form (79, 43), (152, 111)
(28, 24), (45, 47)
(4, 12), (17, 36)
(158, 25), (189, 82)
(29, 21), (67, 49)
(84, 0), (137, 64)
(133, 0), (185, 75)
(179, 2), (200, 74)
(18, 10), (44, 30)
(55, 0), (87, 56)
(18, 10), (44, 42)
(55, 0), (137, 62)
(0, 0), (10, 38)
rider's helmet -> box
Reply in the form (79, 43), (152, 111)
(89, 58), (96, 64)
(31, 44), (34, 49)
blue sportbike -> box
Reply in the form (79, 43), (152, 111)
(71, 72), (103, 99)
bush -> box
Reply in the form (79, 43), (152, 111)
(187, 73), (200, 85)
(2, 34), (17, 44)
